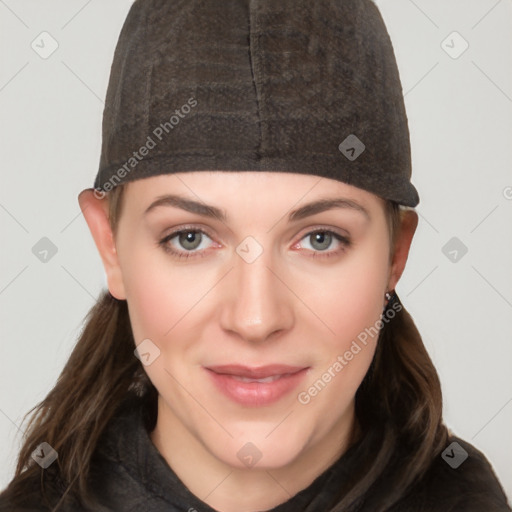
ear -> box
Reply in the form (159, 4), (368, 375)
(78, 189), (126, 300)
(387, 209), (418, 292)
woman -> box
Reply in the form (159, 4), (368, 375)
(0, 0), (510, 511)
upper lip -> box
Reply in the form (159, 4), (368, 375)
(205, 364), (308, 379)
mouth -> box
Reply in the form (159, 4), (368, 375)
(204, 364), (310, 406)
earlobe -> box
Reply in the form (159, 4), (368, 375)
(78, 189), (126, 300)
(387, 210), (418, 292)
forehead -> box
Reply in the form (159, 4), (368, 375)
(123, 171), (383, 213)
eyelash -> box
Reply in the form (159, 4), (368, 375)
(158, 226), (351, 260)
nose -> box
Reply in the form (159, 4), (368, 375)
(219, 241), (294, 344)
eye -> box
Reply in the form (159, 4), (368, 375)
(158, 226), (351, 260)
(159, 228), (215, 259)
(295, 229), (351, 259)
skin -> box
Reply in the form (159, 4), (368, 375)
(79, 171), (417, 512)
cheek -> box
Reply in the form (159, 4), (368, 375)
(118, 245), (220, 361)
(310, 236), (390, 347)
(117, 243), (185, 343)
(298, 234), (390, 405)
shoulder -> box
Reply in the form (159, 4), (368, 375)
(392, 435), (511, 512)
(0, 465), (93, 512)
(0, 393), (151, 512)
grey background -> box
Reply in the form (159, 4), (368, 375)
(1, 0), (511, 502)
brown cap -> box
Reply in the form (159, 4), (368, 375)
(94, 0), (419, 207)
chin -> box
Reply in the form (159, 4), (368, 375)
(202, 424), (309, 471)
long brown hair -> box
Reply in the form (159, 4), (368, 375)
(0, 185), (448, 512)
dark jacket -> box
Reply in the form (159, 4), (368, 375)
(1, 394), (510, 512)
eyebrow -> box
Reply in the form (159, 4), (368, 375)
(144, 194), (370, 222)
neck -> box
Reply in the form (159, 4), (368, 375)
(150, 396), (361, 512)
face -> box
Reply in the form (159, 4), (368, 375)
(89, 172), (402, 470)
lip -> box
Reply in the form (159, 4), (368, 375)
(204, 364), (309, 407)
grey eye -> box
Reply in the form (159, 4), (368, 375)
(308, 232), (333, 251)
(177, 231), (203, 251)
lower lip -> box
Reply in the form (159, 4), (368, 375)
(204, 367), (309, 407)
